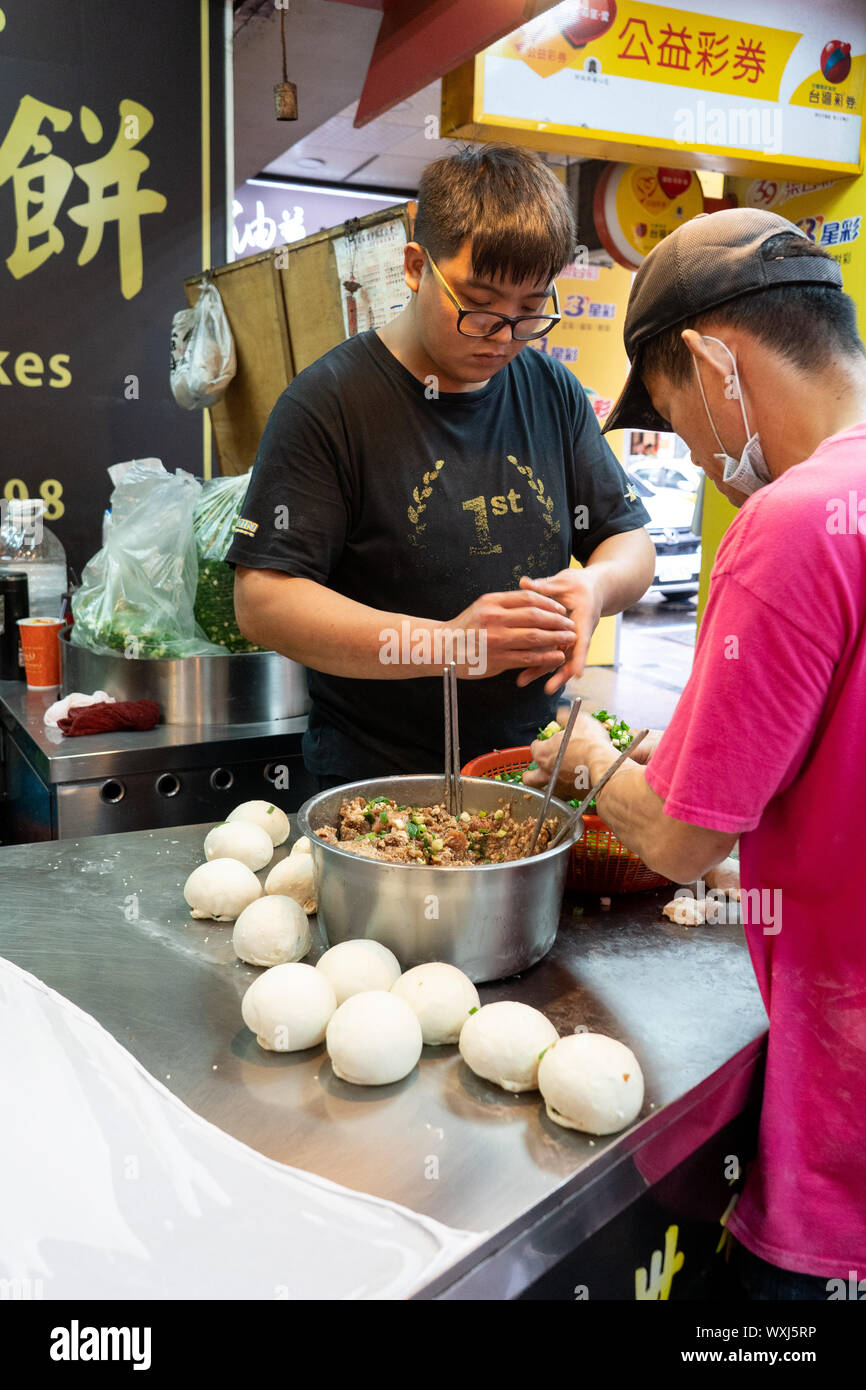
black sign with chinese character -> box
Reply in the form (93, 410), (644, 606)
(0, 0), (226, 578)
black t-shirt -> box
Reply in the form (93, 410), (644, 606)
(226, 329), (649, 779)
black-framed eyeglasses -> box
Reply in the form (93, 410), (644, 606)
(423, 249), (561, 341)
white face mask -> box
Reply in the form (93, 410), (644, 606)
(692, 336), (772, 497)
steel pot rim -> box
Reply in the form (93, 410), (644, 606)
(297, 773), (582, 873)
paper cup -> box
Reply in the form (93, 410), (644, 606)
(17, 617), (65, 689)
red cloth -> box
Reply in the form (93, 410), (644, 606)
(57, 700), (161, 736)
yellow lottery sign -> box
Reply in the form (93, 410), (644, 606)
(443, 0), (866, 178)
(595, 163), (705, 268)
(532, 258), (633, 435)
(729, 174), (865, 295)
(494, 1), (797, 104)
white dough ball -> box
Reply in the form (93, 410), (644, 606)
(316, 939), (401, 1006)
(390, 963), (480, 1045)
(184, 859), (262, 922)
(538, 1032), (644, 1135)
(290, 836), (312, 856)
(459, 1001), (558, 1093)
(703, 857), (741, 897)
(241, 962), (336, 1051)
(265, 853), (317, 914)
(232, 895), (311, 967)
(326, 991), (422, 1085)
(227, 799), (290, 846)
(204, 820), (274, 872)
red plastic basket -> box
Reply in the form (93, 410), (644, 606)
(461, 746), (671, 895)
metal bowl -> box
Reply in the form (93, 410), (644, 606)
(60, 629), (311, 726)
(297, 775), (579, 983)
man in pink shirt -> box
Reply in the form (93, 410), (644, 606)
(526, 208), (866, 1299)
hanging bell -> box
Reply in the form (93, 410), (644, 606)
(274, 81), (298, 121)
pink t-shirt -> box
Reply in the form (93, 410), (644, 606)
(646, 423), (866, 1279)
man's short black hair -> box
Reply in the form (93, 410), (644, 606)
(413, 143), (576, 289)
(638, 233), (865, 387)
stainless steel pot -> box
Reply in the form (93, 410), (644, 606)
(60, 630), (311, 726)
(297, 775), (579, 983)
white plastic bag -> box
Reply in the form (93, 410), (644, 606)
(170, 279), (236, 410)
(71, 464), (224, 659)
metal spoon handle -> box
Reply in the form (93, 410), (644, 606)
(548, 728), (648, 850)
(450, 664), (462, 816)
(526, 697), (582, 856)
(443, 664), (461, 816)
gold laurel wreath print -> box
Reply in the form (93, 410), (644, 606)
(506, 455), (561, 536)
(407, 459), (445, 547)
(507, 454), (561, 583)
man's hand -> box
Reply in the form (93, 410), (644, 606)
(522, 709), (615, 800)
(621, 728), (663, 765)
(515, 570), (603, 692)
(450, 589), (577, 680)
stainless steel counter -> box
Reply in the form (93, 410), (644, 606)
(0, 681), (308, 783)
(0, 682), (313, 842)
(0, 817), (768, 1297)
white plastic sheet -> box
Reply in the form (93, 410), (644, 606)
(0, 957), (483, 1299)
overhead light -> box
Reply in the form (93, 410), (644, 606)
(297, 157), (325, 169)
(248, 178), (403, 201)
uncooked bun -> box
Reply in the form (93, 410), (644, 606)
(538, 1032), (644, 1135)
(204, 820), (274, 872)
(227, 800), (290, 846)
(184, 859), (262, 921)
(241, 962), (336, 1051)
(264, 853), (317, 913)
(704, 857), (740, 897)
(326, 991), (422, 1085)
(232, 894), (311, 967)
(316, 939), (401, 1006)
(390, 962), (480, 1045)
(458, 1001), (558, 1093)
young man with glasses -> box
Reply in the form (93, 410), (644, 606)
(228, 145), (654, 787)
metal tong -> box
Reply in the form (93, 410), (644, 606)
(525, 697), (582, 856)
(547, 727), (649, 850)
(443, 663), (462, 817)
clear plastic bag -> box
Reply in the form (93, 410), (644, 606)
(170, 280), (236, 411)
(193, 474), (250, 562)
(71, 464), (224, 659)
(192, 474), (263, 653)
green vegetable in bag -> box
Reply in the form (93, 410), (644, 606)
(71, 463), (224, 659)
(193, 475), (263, 653)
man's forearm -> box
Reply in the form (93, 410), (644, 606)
(584, 529), (656, 615)
(235, 573), (448, 680)
(587, 754), (737, 883)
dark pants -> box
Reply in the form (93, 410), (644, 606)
(730, 1241), (840, 1301)
(313, 774), (355, 793)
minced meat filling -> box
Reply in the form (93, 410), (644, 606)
(314, 794), (559, 865)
